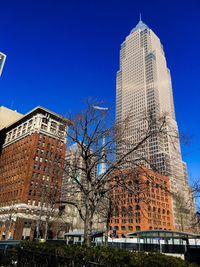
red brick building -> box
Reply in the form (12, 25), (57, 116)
(0, 106), (71, 240)
(110, 168), (174, 237)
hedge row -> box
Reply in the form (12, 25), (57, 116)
(15, 241), (198, 267)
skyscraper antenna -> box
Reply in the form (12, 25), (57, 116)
(139, 13), (142, 21)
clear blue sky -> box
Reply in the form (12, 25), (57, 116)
(0, 0), (199, 182)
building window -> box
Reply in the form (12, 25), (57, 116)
(136, 226), (141, 231)
(42, 118), (48, 124)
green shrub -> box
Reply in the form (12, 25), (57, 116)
(17, 241), (198, 267)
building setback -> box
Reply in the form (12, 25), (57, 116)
(116, 19), (194, 229)
(110, 168), (174, 238)
(0, 106), (71, 240)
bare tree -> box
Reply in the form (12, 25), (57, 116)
(35, 183), (61, 240)
(187, 180), (200, 232)
(99, 167), (166, 240)
(96, 168), (152, 243)
(93, 186), (115, 245)
(0, 203), (18, 239)
(59, 99), (171, 246)
(173, 191), (194, 232)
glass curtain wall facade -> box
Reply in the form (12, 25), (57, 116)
(116, 19), (194, 229)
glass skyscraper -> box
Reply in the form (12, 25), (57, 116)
(0, 52), (6, 76)
(116, 19), (194, 229)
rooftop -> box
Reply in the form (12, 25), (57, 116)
(127, 230), (200, 239)
(130, 19), (149, 34)
(0, 106), (23, 130)
(0, 106), (72, 131)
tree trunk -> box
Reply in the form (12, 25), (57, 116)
(44, 220), (48, 240)
(83, 205), (93, 246)
(181, 214), (184, 232)
(83, 219), (93, 246)
(104, 218), (109, 246)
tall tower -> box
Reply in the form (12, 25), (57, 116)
(0, 52), (6, 76)
(116, 19), (194, 230)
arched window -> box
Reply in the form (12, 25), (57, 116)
(122, 206), (126, 217)
(135, 211), (140, 217)
(135, 205), (140, 210)
(114, 207), (119, 217)
(128, 206), (133, 217)
(167, 210), (170, 215)
(162, 209), (165, 214)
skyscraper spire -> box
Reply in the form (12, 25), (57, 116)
(130, 16), (149, 33)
